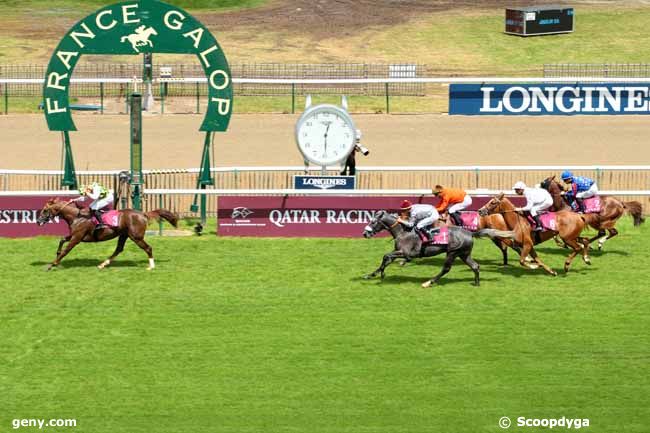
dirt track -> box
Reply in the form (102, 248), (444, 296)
(0, 114), (648, 170)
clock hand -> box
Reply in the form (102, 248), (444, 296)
(323, 123), (331, 157)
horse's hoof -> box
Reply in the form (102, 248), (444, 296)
(472, 282), (480, 287)
(363, 274), (373, 280)
(421, 280), (432, 288)
(583, 256), (592, 265)
(528, 263), (539, 270)
(147, 267), (154, 271)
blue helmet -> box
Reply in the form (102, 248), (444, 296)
(561, 170), (573, 180)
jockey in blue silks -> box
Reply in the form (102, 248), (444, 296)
(560, 170), (599, 213)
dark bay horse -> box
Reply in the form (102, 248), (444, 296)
(37, 198), (178, 270)
(541, 175), (645, 249)
(362, 210), (514, 287)
(480, 194), (594, 274)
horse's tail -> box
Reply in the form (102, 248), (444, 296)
(120, 36), (128, 43)
(623, 201), (645, 227)
(473, 229), (515, 240)
(146, 209), (178, 228)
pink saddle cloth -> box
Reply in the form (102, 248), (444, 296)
(458, 211), (479, 232)
(430, 225), (449, 245)
(93, 210), (120, 227)
(583, 196), (602, 213)
(537, 212), (558, 231)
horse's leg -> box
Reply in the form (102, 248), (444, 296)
(599, 228), (618, 250)
(98, 234), (128, 269)
(56, 235), (71, 256)
(553, 234), (567, 248)
(365, 251), (403, 280)
(460, 252), (480, 286)
(588, 229), (606, 246)
(47, 236), (82, 270)
(129, 236), (154, 270)
(527, 247), (557, 276)
(422, 252), (456, 288)
(561, 238), (584, 273)
(491, 239), (508, 266)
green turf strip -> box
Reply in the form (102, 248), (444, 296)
(0, 220), (648, 432)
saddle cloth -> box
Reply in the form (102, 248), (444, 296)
(583, 196), (601, 213)
(458, 211), (479, 232)
(93, 210), (120, 227)
(528, 212), (558, 231)
(428, 225), (449, 245)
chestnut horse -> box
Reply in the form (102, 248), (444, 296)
(479, 194), (594, 274)
(541, 175), (645, 249)
(446, 212), (517, 266)
(37, 198), (178, 271)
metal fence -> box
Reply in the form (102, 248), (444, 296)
(544, 63), (650, 78)
(2, 167), (649, 217)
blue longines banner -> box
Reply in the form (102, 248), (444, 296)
(449, 83), (650, 115)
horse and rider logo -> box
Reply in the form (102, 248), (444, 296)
(232, 207), (254, 219)
(120, 25), (158, 53)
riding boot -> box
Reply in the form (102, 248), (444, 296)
(450, 212), (463, 227)
(415, 227), (430, 242)
(576, 198), (586, 213)
(533, 214), (543, 232)
(93, 209), (106, 229)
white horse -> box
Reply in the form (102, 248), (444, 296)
(121, 26), (158, 53)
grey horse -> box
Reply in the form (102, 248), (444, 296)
(362, 210), (515, 287)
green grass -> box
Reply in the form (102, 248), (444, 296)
(1, 220), (649, 433)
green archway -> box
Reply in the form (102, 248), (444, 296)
(43, 0), (232, 213)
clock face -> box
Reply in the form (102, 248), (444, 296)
(295, 105), (356, 166)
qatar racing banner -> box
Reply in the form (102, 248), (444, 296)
(449, 83), (650, 115)
(0, 196), (70, 237)
(217, 196), (502, 237)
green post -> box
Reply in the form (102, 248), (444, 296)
(196, 81), (200, 114)
(385, 82), (390, 114)
(291, 83), (295, 114)
(61, 131), (78, 189)
(190, 132), (214, 223)
(125, 83), (130, 113)
(160, 82), (165, 114)
(130, 93), (143, 211)
(100, 82), (104, 114)
(4, 82), (7, 115)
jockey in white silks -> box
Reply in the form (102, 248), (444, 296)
(76, 182), (114, 228)
(512, 181), (553, 232)
(397, 199), (440, 240)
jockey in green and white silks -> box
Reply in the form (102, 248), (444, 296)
(76, 182), (114, 228)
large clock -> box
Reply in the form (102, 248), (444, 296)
(295, 103), (357, 167)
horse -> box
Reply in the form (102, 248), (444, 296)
(444, 210), (516, 266)
(120, 26), (158, 53)
(541, 175), (645, 250)
(479, 194), (593, 274)
(362, 210), (514, 287)
(36, 198), (178, 271)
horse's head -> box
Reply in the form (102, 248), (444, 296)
(36, 198), (59, 226)
(363, 210), (397, 238)
(541, 175), (564, 194)
(478, 193), (506, 216)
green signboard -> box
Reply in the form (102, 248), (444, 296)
(43, 0), (233, 132)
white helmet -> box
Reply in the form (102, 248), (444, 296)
(513, 181), (526, 190)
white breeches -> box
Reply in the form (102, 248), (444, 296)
(448, 195), (473, 214)
(416, 213), (439, 229)
(90, 194), (114, 210)
(575, 183), (598, 199)
(530, 197), (553, 216)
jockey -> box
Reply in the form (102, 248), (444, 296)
(397, 199), (440, 241)
(512, 181), (553, 232)
(75, 182), (114, 228)
(432, 184), (472, 227)
(560, 170), (599, 213)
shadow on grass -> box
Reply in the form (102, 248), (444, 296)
(534, 247), (629, 257)
(30, 258), (169, 269)
(358, 274), (498, 286)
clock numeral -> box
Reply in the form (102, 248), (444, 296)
(305, 121), (313, 127)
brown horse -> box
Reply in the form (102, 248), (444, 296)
(541, 175), (645, 249)
(444, 211), (517, 266)
(36, 198), (178, 271)
(479, 194), (595, 274)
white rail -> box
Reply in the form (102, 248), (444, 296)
(1, 189), (649, 197)
(1, 165), (650, 175)
(7, 77), (650, 85)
